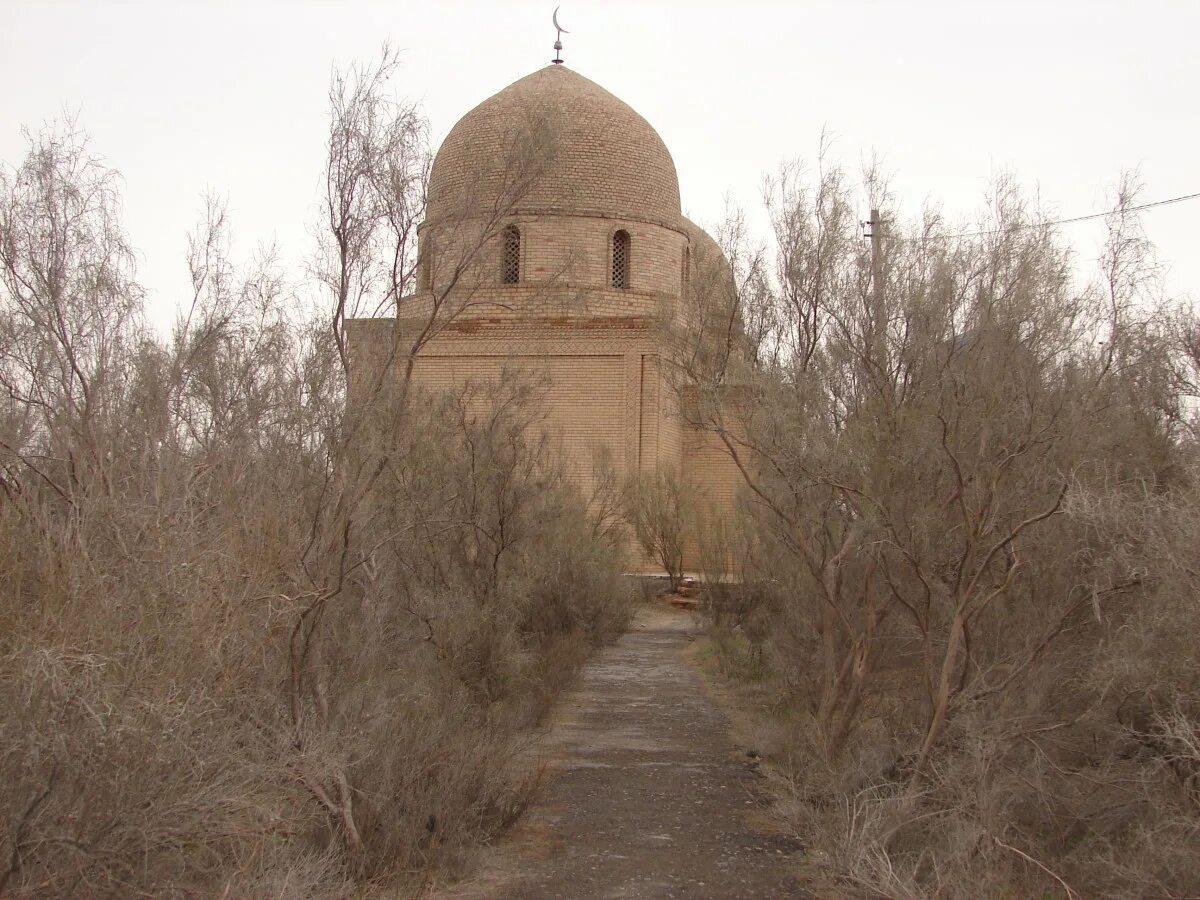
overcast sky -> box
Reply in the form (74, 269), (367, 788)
(3, 0), (1197, 331)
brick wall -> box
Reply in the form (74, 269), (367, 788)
(680, 418), (744, 572)
(346, 64), (745, 576)
(410, 352), (625, 496)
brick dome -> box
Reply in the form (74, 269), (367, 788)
(427, 66), (682, 227)
(682, 217), (726, 270)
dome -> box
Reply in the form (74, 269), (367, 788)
(427, 66), (682, 227)
(681, 217), (725, 269)
(681, 215), (737, 314)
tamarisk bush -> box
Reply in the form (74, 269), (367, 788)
(687, 159), (1200, 897)
(0, 56), (628, 898)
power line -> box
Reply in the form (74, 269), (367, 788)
(865, 191), (1200, 242)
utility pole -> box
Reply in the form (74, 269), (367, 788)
(866, 208), (886, 367)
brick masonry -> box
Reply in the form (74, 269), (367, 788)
(347, 65), (744, 572)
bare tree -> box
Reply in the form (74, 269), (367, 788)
(0, 52), (626, 897)
(681, 154), (1195, 896)
(0, 120), (143, 499)
(286, 49), (566, 863)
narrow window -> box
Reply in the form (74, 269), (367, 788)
(419, 232), (432, 290)
(681, 246), (690, 297)
(611, 229), (630, 289)
(502, 225), (521, 285)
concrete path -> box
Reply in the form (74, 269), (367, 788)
(435, 604), (805, 899)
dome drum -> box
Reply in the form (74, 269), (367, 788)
(418, 213), (689, 298)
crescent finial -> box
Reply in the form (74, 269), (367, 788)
(552, 6), (569, 64)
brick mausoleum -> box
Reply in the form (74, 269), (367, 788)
(347, 63), (742, 572)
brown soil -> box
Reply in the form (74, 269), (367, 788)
(429, 603), (806, 899)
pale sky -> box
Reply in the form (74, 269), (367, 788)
(3, 0), (1197, 332)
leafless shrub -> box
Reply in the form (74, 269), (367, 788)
(686, 154), (1200, 895)
(623, 468), (692, 590)
(0, 51), (627, 898)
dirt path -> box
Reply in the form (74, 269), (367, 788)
(433, 603), (805, 899)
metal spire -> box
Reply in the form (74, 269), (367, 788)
(552, 7), (569, 64)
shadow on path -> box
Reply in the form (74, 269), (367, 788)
(434, 603), (806, 899)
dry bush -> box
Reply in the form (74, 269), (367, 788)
(0, 54), (629, 898)
(622, 468), (692, 588)
(685, 157), (1200, 896)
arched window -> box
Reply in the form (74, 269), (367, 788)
(611, 229), (630, 289)
(501, 225), (521, 285)
(681, 246), (690, 297)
